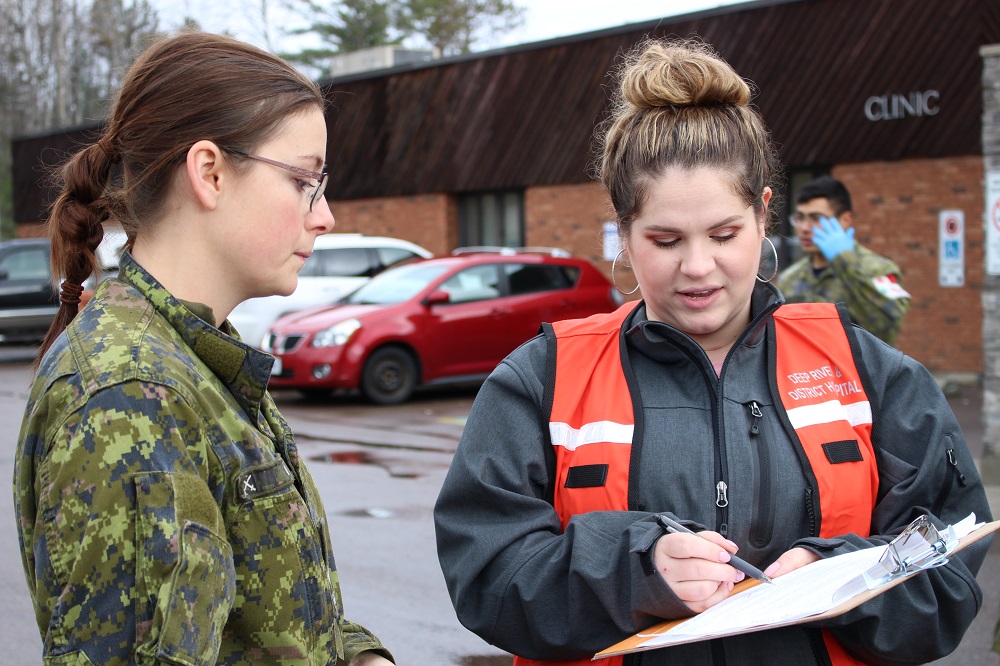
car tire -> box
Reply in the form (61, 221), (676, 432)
(361, 346), (418, 405)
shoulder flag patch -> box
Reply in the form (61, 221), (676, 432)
(872, 275), (910, 299)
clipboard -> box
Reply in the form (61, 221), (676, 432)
(595, 517), (1000, 660)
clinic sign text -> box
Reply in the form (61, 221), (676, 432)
(864, 90), (939, 122)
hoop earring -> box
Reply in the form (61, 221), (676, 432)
(757, 236), (779, 283)
(612, 248), (640, 295)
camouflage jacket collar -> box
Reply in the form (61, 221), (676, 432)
(118, 251), (275, 421)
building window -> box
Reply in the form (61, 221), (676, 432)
(775, 167), (830, 267)
(459, 190), (524, 248)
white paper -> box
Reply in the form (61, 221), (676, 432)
(638, 513), (982, 648)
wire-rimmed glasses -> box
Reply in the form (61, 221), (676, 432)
(788, 211), (827, 227)
(229, 149), (328, 212)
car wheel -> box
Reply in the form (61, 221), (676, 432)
(361, 346), (418, 405)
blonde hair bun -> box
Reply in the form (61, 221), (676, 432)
(620, 39), (750, 110)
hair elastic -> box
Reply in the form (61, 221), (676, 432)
(59, 281), (84, 306)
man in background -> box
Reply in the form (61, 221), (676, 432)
(776, 176), (910, 346)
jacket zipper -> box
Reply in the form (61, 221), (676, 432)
(807, 629), (829, 665)
(747, 401), (775, 548)
(946, 448), (968, 486)
(932, 447), (970, 515)
(715, 381), (729, 538)
(709, 296), (782, 540)
(805, 487), (817, 536)
(704, 358), (729, 538)
(748, 401), (762, 436)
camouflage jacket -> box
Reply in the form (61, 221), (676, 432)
(15, 252), (391, 666)
(775, 243), (910, 346)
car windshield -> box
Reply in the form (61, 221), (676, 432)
(344, 263), (450, 305)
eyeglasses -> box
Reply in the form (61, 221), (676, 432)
(229, 149), (328, 212)
(788, 211), (828, 227)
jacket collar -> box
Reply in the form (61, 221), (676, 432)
(118, 251), (276, 420)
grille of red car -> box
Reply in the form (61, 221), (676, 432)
(267, 333), (306, 354)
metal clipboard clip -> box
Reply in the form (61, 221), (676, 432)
(831, 514), (957, 604)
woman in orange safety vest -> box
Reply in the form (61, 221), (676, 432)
(434, 37), (992, 666)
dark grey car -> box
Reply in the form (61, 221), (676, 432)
(0, 238), (58, 343)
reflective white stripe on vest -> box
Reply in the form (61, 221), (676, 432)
(786, 400), (873, 430)
(549, 421), (634, 450)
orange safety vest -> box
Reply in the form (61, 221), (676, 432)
(514, 302), (878, 666)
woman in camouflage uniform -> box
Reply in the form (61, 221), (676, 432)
(15, 31), (392, 666)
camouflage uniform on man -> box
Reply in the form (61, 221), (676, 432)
(775, 176), (910, 346)
(15, 254), (391, 666)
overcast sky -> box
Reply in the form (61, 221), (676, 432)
(154, 0), (747, 54)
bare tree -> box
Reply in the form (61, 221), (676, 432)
(0, 0), (159, 236)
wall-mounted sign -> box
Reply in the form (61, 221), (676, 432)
(938, 210), (964, 287)
(864, 90), (939, 122)
(987, 172), (1000, 276)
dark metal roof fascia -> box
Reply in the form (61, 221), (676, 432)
(316, 0), (805, 88)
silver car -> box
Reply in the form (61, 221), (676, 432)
(0, 238), (58, 343)
(228, 234), (433, 348)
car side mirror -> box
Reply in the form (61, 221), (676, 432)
(424, 290), (451, 306)
(0, 269), (7, 281)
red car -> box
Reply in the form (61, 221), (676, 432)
(263, 250), (623, 404)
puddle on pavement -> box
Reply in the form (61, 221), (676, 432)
(458, 657), (512, 666)
(339, 507), (396, 519)
(308, 450), (421, 479)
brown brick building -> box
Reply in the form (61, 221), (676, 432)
(12, 0), (1000, 375)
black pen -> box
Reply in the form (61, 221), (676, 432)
(657, 514), (775, 584)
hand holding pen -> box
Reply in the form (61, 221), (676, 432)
(653, 514), (773, 613)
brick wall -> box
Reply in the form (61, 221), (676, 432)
(327, 193), (457, 256)
(834, 157), (984, 373)
(328, 161), (985, 374)
(525, 182), (616, 278)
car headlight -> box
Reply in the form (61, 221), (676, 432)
(311, 318), (361, 348)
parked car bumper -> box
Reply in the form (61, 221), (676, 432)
(0, 305), (59, 343)
(268, 343), (363, 390)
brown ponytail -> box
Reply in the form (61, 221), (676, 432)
(36, 141), (115, 364)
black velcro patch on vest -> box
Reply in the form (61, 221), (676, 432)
(565, 464), (609, 488)
(822, 440), (864, 464)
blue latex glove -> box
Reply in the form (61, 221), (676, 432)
(811, 216), (855, 261)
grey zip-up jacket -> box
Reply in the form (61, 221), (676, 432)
(434, 282), (991, 665)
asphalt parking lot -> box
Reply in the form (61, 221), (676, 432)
(0, 344), (997, 664)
